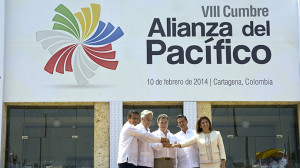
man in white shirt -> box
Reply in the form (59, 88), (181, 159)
(136, 110), (155, 168)
(151, 114), (177, 168)
(118, 110), (169, 168)
(175, 115), (200, 168)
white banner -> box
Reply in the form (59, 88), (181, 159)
(4, 0), (300, 102)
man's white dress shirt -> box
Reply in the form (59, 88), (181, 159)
(136, 123), (154, 167)
(150, 129), (177, 159)
(175, 129), (200, 168)
(118, 122), (161, 166)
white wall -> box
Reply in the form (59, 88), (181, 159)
(298, 0), (300, 80)
(183, 102), (197, 131)
(0, 0), (5, 165)
(110, 101), (123, 168)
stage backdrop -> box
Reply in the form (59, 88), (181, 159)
(4, 0), (300, 102)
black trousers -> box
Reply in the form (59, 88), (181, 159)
(137, 166), (151, 168)
(118, 162), (136, 168)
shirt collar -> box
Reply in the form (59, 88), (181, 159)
(125, 121), (134, 126)
(137, 123), (150, 131)
(180, 128), (192, 134)
(158, 129), (170, 136)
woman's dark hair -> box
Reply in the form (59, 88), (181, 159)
(196, 116), (212, 133)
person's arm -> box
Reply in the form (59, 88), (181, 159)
(172, 143), (181, 148)
(127, 125), (164, 143)
(179, 134), (198, 148)
(217, 131), (226, 160)
(150, 142), (164, 150)
(139, 135), (169, 145)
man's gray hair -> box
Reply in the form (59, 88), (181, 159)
(141, 110), (153, 119)
(157, 114), (169, 122)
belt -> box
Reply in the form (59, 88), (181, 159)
(155, 157), (174, 160)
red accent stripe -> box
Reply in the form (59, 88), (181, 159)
(44, 44), (78, 74)
(84, 43), (112, 51)
(65, 46), (75, 72)
(82, 45), (116, 59)
(56, 45), (77, 74)
(85, 48), (118, 70)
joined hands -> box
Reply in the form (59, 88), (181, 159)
(160, 137), (169, 144)
(163, 142), (173, 148)
(160, 137), (181, 148)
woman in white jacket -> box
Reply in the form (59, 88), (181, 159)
(172, 116), (226, 168)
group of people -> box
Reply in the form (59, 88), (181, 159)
(118, 110), (226, 168)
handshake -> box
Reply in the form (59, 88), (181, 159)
(160, 137), (180, 148)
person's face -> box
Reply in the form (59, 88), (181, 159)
(177, 117), (188, 131)
(200, 118), (210, 131)
(128, 114), (139, 126)
(141, 114), (153, 128)
(158, 118), (168, 132)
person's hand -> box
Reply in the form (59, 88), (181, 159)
(160, 137), (169, 144)
(163, 142), (173, 148)
(171, 144), (181, 148)
(220, 159), (225, 168)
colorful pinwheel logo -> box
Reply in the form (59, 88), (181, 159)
(36, 4), (124, 85)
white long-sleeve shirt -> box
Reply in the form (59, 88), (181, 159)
(175, 129), (200, 168)
(117, 122), (161, 166)
(136, 123), (154, 167)
(150, 129), (177, 159)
